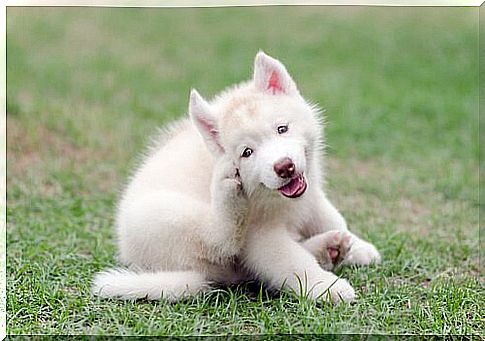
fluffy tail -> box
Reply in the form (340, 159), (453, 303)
(92, 268), (209, 301)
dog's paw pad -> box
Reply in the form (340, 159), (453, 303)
(318, 231), (352, 270)
(328, 247), (339, 262)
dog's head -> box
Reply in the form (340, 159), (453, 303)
(189, 51), (323, 199)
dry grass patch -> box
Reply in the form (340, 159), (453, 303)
(7, 115), (120, 198)
(326, 157), (478, 238)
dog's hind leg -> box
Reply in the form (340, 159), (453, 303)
(301, 230), (352, 271)
(303, 190), (381, 267)
(116, 190), (243, 271)
(93, 190), (239, 301)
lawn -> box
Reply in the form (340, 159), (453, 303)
(6, 6), (482, 335)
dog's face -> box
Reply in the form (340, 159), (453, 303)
(190, 52), (323, 199)
(219, 96), (320, 198)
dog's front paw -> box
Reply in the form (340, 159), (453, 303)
(311, 276), (356, 304)
(212, 157), (247, 201)
(211, 157), (249, 233)
(221, 168), (245, 198)
(343, 238), (381, 266)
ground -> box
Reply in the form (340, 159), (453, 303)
(6, 6), (482, 335)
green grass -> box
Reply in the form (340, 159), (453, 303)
(6, 6), (482, 335)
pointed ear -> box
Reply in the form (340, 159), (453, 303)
(189, 89), (224, 156)
(253, 51), (299, 96)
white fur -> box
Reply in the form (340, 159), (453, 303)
(92, 51), (381, 304)
(93, 269), (209, 301)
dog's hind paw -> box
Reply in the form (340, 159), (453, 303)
(303, 230), (352, 271)
(319, 230), (352, 270)
(342, 238), (381, 266)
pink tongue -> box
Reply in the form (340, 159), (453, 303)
(279, 175), (303, 197)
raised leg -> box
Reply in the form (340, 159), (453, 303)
(117, 156), (248, 270)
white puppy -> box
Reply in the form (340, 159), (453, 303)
(93, 51), (381, 304)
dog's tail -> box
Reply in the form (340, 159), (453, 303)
(92, 268), (209, 301)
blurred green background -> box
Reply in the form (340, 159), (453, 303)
(7, 6), (481, 335)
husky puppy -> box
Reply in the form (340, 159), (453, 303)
(93, 52), (380, 304)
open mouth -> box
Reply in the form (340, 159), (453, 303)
(277, 173), (307, 198)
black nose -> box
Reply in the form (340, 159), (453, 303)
(274, 157), (295, 179)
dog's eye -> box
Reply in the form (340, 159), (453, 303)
(277, 125), (288, 134)
(241, 147), (253, 158)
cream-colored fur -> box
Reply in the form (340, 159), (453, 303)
(92, 51), (380, 304)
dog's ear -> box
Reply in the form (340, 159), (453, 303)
(189, 89), (224, 156)
(253, 51), (299, 96)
